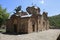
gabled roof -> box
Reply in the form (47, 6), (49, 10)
(14, 11), (32, 18)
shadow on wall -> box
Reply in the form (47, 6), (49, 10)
(56, 34), (60, 40)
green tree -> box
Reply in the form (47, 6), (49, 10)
(0, 5), (9, 27)
(49, 14), (60, 28)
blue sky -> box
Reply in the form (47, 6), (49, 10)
(0, 0), (60, 16)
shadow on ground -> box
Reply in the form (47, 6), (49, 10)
(56, 34), (60, 40)
(1, 32), (27, 35)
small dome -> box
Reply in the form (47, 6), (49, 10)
(34, 6), (38, 9)
(32, 6), (40, 12)
(26, 6), (40, 14)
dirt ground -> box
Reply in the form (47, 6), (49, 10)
(0, 29), (60, 40)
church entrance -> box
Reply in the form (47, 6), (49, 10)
(32, 24), (35, 32)
(32, 21), (35, 32)
(14, 24), (17, 33)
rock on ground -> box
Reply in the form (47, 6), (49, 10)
(0, 29), (60, 40)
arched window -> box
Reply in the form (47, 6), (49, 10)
(43, 22), (45, 27)
(39, 21), (40, 24)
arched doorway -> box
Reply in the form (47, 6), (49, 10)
(13, 19), (17, 33)
(14, 24), (17, 33)
(32, 21), (35, 32)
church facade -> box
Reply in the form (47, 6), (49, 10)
(6, 6), (49, 34)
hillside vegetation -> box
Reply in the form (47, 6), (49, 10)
(49, 14), (60, 28)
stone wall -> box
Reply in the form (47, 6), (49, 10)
(6, 6), (49, 34)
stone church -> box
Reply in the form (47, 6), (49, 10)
(6, 6), (49, 34)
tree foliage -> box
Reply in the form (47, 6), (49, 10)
(49, 14), (60, 28)
(0, 5), (9, 27)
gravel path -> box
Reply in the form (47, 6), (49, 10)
(0, 29), (60, 40)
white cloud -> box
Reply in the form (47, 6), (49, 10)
(40, 0), (45, 4)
